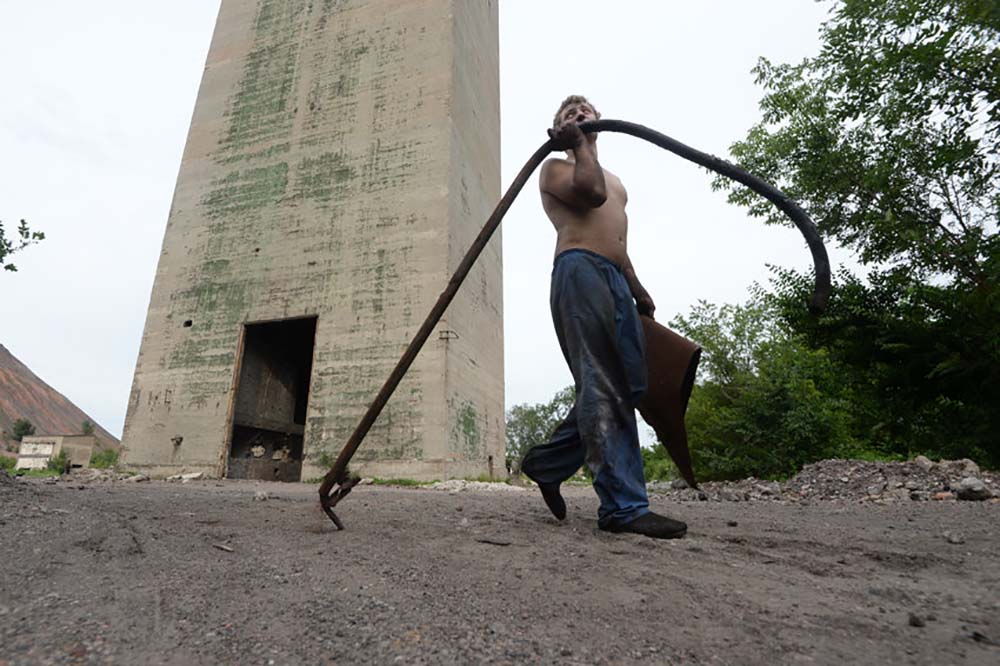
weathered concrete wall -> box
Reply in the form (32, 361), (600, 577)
(17, 436), (96, 470)
(121, 0), (503, 480)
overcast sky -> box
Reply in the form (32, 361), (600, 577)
(0, 1), (841, 439)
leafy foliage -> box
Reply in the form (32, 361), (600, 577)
(0, 456), (15, 472)
(11, 419), (35, 441)
(713, 0), (999, 469)
(666, 299), (859, 481)
(90, 449), (119, 469)
(641, 446), (679, 482)
(81, 420), (95, 436)
(0, 219), (44, 272)
(504, 386), (574, 474)
(47, 450), (69, 474)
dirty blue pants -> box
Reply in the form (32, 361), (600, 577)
(521, 249), (650, 527)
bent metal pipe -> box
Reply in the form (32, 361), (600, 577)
(318, 119), (832, 529)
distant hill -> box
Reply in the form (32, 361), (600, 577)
(0, 344), (119, 451)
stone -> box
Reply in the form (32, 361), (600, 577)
(955, 477), (991, 501)
(943, 531), (965, 545)
(866, 483), (886, 496)
(254, 491), (270, 502)
(908, 613), (926, 628)
(125, 474), (149, 483)
(913, 455), (934, 472)
(670, 479), (689, 490)
(957, 459), (981, 477)
(938, 458), (981, 479)
(755, 482), (780, 496)
(932, 491), (955, 501)
(719, 490), (744, 502)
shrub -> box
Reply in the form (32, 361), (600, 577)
(90, 449), (119, 469)
(47, 450), (69, 474)
(12, 419), (35, 441)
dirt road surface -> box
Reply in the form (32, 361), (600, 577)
(1, 475), (997, 665)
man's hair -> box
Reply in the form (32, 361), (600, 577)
(552, 94), (601, 128)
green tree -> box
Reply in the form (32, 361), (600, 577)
(11, 419), (36, 441)
(81, 420), (95, 436)
(0, 219), (44, 272)
(505, 386), (574, 474)
(662, 298), (858, 481)
(717, 0), (1000, 467)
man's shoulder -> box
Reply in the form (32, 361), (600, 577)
(542, 156), (573, 171)
(539, 157), (572, 191)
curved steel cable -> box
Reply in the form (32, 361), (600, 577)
(319, 119), (831, 528)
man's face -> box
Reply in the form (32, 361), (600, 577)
(557, 102), (598, 129)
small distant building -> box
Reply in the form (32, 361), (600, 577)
(16, 435), (97, 471)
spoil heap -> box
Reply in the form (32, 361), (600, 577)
(648, 457), (997, 503)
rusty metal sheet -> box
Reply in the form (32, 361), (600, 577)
(637, 315), (701, 489)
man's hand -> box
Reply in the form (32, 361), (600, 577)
(547, 122), (585, 151)
(635, 291), (656, 319)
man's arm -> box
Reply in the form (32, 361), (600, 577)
(540, 124), (607, 208)
(623, 255), (655, 319)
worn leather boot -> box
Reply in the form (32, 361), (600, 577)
(600, 512), (687, 539)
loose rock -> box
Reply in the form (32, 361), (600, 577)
(955, 477), (991, 501)
(429, 480), (525, 493)
(943, 531), (966, 545)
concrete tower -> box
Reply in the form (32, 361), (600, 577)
(121, 0), (503, 481)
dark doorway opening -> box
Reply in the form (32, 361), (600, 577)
(227, 317), (317, 482)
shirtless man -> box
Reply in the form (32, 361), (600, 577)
(520, 95), (687, 539)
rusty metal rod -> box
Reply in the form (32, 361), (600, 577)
(319, 119), (832, 528)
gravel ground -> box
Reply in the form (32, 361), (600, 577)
(1, 471), (998, 665)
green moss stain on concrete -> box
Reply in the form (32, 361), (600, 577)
(203, 163), (289, 220)
(362, 139), (421, 193)
(308, 343), (425, 464)
(167, 279), (249, 370)
(294, 152), (355, 204)
(217, 142), (291, 166)
(219, 0), (306, 155)
(200, 259), (231, 276)
(370, 248), (387, 314)
(452, 401), (481, 458)
(179, 281), (249, 318)
(168, 338), (236, 371)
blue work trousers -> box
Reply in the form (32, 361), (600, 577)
(522, 249), (650, 526)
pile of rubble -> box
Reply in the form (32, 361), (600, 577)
(647, 456), (997, 503)
(429, 479), (527, 494)
(43, 469), (202, 484)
